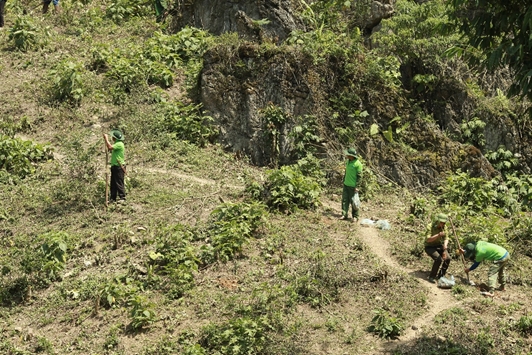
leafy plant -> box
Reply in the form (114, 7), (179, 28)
(486, 146), (519, 177)
(261, 103), (288, 167)
(290, 115), (323, 159)
(259, 162), (323, 213)
(40, 233), (68, 280)
(48, 60), (86, 105)
(0, 135), (53, 180)
(460, 117), (486, 148)
(199, 316), (272, 355)
(127, 295), (156, 330)
(200, 202), (266, 263)
(158, 101), (217, 147)
(514, 315), (532, 335)
(105, 0), (150, 24)
(368, 308), (404, 339)
(8, 16), (48, 51)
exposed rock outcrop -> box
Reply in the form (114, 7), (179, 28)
(171, 0), (303, 43)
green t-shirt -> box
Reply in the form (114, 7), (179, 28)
(343, 159), (363, 187)
(111, 141), (125, 167)
(424, 222), (448, 247)
(474, 241), (507, 262)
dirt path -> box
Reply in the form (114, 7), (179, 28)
(142, 167), (244, 190)
(356, 224), (461, 351)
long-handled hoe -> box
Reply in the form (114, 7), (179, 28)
(449, 217), (475, 286)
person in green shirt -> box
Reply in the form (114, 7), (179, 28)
(340, 148), (363, 221)
(424, 213), (451, 283)
(461, 241), (510, 297)
(103, 130), (126, 203)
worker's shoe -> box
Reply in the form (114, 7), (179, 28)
(427, 276), (438, 284)
(338, 216), (349, 221)
(480, 291), (494, 298)
(498, 285), (506, 291)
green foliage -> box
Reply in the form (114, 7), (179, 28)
(127, 295), (156, 330)
(440, 170), (519, 217)
(261, 103), (288, 167)
(260, 162), (323, 213)
(150, 224), (199, 298)
(200, 316), (272, 355)
(447, 0), (532, 101)
(0, 135), (53, 181)
(368, 308), (404, 339)
(485, 146), (518, 177)
(105, 0), (150, 24)
(48, 60), (86, 105)
(40, 232), (68, 280)
(158, 101), (217, 147)
(8, 16), (48, 51)
(460, 117), (486, 148)
(290, 115), (323, 159)
(514, 315), (532, 335)
(201, 202), (267, 263)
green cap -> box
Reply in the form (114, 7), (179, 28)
(110, 130), (124, 141)
(344, 148), (357, 157)
(435, 213), (448, 223)
(464, 243), (476, 261)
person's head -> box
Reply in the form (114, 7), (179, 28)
(433, 213), (448, 228)
(344, 147), (357, 160)
(463, 243), (476, 261)
(110, 130), (124, 142)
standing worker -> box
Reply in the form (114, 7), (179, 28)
(425, 213), (451, 283)
(103, 130), (126, 203)
(339, 147), (362, 221)
(42, 0), (60, 14)
(461, 241), (510, 297)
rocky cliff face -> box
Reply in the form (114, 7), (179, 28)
(172, 0), (528, 188)
(171, 0), (303, 43)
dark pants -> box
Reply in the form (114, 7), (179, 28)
(110, 165), (126, 201)
(425, 245), (450, 279)
(0, 0), (6, 28)
(341, 184), (359, 218)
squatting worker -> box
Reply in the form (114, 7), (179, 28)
(103, 130), (126, 203)
(340, 147), (362, 221)
(461, 241), (510, 297)
(425, 213), (451, 283)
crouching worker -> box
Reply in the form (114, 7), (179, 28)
(461, 241), (509, 297)
(425, 213), (451, 283)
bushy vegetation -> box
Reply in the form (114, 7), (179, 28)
(0, 135), (53, 182)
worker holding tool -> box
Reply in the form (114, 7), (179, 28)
(424, 213), (451, 283)
(103, 130), (126, 203)
(461, 241), (510, 297)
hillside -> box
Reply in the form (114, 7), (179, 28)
(1, 0), (532, 354)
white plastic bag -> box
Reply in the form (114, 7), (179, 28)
(351, 192), (361, 210)
(437, 275), (455, 289)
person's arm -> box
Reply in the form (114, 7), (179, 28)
(465, 262), (480, 273)
(103, 133), (113, 151)
(426, 230), (444, 244)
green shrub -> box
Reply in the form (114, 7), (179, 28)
(200, 316), (272, 355)
(158, 101), (217, 147)
(0, 135), (53, 180)
(8, 16), (48, 51)
(48, 60), (86, 105)
(200, 202), (267, 263)
(440, 170), (519, 217)
(259, 162), (323, 212)
(515, 315), (532, 335)
(368, 308), (404, 339)
(105, 0), (150, 24)
(127, 295), (156, 330)
(40, 233), (69, 280)
(150, 224), (200, 298)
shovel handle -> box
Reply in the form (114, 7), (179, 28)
(449, 217), (470, 281)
